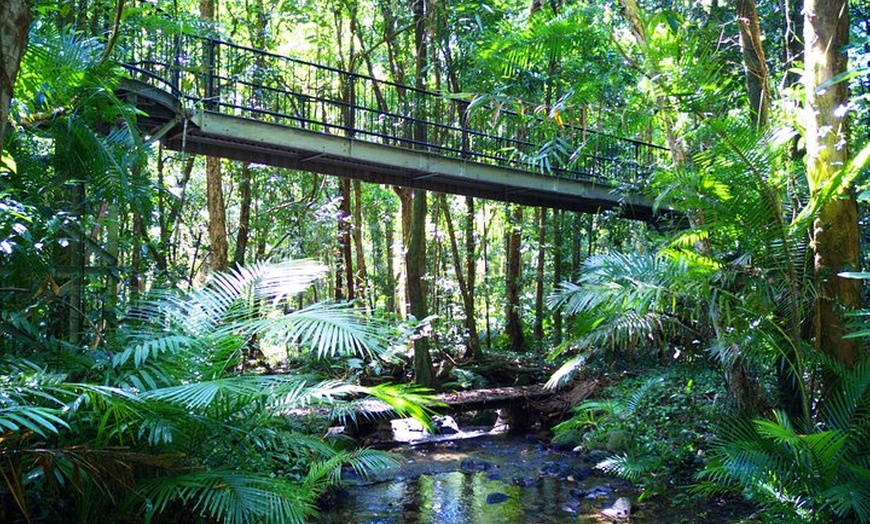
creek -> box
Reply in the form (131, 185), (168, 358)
(318, 418), (641, 524)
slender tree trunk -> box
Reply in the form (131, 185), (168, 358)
(534, 208), (547, 350)
(386, 212), (397, 313)
(782, 0), (804, 86)
(352, 179), (368, 305)
(406, 0), (434, 384)
(571, 213), (582, 278)
(165, 156), (194, 269)
(67, 180), (85, 345)
(736, 0), (770, 127)
(0, 0), (30, 150)
(395, 186), (412, 316)
(205, 157), (228, 272)
(506, 204), (525, 352)
(408, 189), (434, 385)
(232, 0), (267, 270)
(339, 178), (355, 300)
(200, 0), (228, 273)
(102, 203), (120, 342)
(482, 203), (492, 352)
(618, 0), (688, 163)
(129, 211), (143, 298)
(233, 162), (252, 268)
(440, 195), (480, 360)
(552, 209), (563, 345)
(805, 0), (861, 367)
(465, 196), (480, 359)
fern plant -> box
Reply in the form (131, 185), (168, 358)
(553, 369), (721, 501)
(0, 261), (433, 523)
(698, 357), (869, 523)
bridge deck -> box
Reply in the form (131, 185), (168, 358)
(120, 31), (671, 222)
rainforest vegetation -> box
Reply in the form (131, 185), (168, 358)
(0, 0), (868, 522)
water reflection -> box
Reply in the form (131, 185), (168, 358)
(319, 428), (643, 523)
(320, 448), (629, 524)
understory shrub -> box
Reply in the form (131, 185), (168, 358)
(553, 365), (722, 501)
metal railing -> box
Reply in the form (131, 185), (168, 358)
(121, 30), (668, 187)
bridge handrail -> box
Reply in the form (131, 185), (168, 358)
(120, 29), (668, 187)
(180, 35), (666, 151)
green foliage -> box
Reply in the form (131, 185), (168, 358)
(0, 261), (439, 523)
(698, 358), (870, 523)
(546, 250), (712, 386)
(554, 367), (720, 501)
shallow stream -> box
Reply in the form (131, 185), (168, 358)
(318, 424), (640, 524)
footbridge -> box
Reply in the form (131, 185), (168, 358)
(120, 32), (669, 221)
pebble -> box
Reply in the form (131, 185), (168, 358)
(486, 492), (511, 504)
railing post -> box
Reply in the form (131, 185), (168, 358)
(413, 90), (426, 149)
(204, 37), (217, 109)
(170, 33), (181, 95)
(345, 74), (356, 138)
(460, 100), (470, 159)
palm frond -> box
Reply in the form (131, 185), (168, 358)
(248, 302), (385, 359)
(305, 448), (397, 489)
(140, 470), (316, 524)
(363, 383), (441, 433)
(596, 453), (657, 483)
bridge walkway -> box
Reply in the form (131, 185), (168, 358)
(120, 31), (670, 221)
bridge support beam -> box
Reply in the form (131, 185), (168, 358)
(166, 110), (660, 220)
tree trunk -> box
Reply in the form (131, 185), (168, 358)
(534, 208), (547, 350)
(406, 0), (433, 386)
(736, 0), (770, 127)
(232, 0), (267, 270)
(482, 203), (492, 352)
(200, 0), (228, 273)
(395, 186), (412, 316)
(352, 179), (368, 305)
(805, 0), (861, 367)
(440, 194), (480, 360)
(465, 196), (480, 360)
(571, 213), (582, 278)
(233, 162), (252, 268)
(339, 178), (355, 300)
(552, 209), (563, 345)
(385, 212), (397, 313)
(618, 0), (687, 163)
(0, 0), (30, 150)
(407, 189), (434, 386)
(506, 204), (525, 352)
(206, 157), (228, 273)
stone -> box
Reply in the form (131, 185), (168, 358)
(432, 415), (460, 434)
(551, 428), (584, 451)
(585, 486), (612, 499)
(601, 497), (632, 519)
(460, 458), (496, 472)
(586, 449), (610, 464)
(569, 487), (588, 498)
(486, 492), (511, 504)
(511, 476), (539, 488)
(605, 429), (632, 453)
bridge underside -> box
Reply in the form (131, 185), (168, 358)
(126, 80), (659, 221)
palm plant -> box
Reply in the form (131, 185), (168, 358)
(3, 21), (150, 346)
(697, 355), (869, 523)
(548, 122), (814, 406)
(0, 260), (432, 523)
(548, 108), (870, 517)
(546, 250), (714, 386)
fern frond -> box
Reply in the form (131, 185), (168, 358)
(140, 470), (316, 524)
